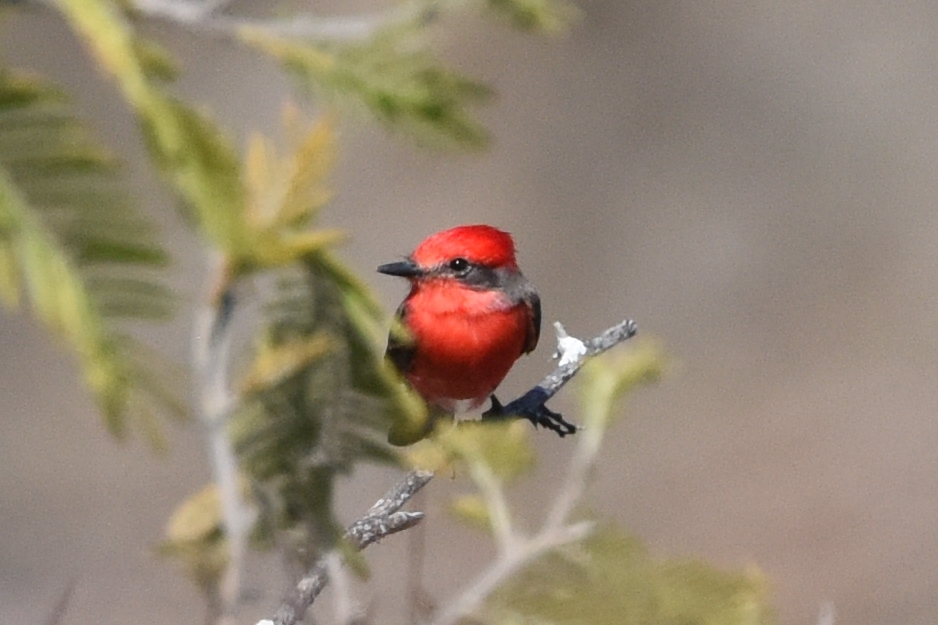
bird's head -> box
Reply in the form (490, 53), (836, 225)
(378, 225), (519, 284)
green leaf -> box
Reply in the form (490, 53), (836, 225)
(158, 482), (239, 595)
(55, 0), (247, 252)
(230, 256), (408, 566)
(450, 493), (493, 532)
(484, 0), (580, 33)
(436, 420), (535, 481)
(0, 67), (184, 440)
(578, 340), (664, 431)
(242, 28), (492, 150)
(488, 525), (775, 625)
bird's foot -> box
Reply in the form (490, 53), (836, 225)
(482, 391), (578, 437)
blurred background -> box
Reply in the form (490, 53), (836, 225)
(2, 0), (937, 624)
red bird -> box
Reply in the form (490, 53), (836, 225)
(378, 225), (540, 420)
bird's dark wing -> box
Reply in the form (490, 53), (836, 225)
(523, 290), (541, 355)
(386, 301), (416, 374)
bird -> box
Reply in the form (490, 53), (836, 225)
(378, 225), (541, 438)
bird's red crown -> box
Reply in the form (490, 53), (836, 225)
(411, 224), (518, 269)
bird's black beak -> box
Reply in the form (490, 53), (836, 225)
(377, 259), (424, 278)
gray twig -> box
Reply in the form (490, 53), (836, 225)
(536, 318), (638, 401)
(194, 252), (253, 625)
(127, 0), (435, 41)
(265, 471), (433, 625)
(487, 318), (638, 435)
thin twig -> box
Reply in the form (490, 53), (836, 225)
(469, 464), (515, 554)
(262, 471), (434, 625)
(425, 520), (594, 625)
(516, 319), (638, 409)
(194, 251), (253, 625)
(125, 0), (436, 41)
(406, 488), (429, 625)
(487, 319), (638, 435)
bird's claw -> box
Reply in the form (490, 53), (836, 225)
(482, 393), (578, 437)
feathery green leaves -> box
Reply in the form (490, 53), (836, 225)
(231, 257), (413, 565)
(224, 115), (421, 566)
(55, 0), (247, 252)
(0, 68), (183, 442)
(241, 28), (492, 150)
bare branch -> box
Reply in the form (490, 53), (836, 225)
(425, 520), (595, 625)
(538, 318), (638, 401)
(263, 471), (433, 625)
(126, 0), (436, 41)
(194, 252), (253, 624)
(485, 318), (638, 435)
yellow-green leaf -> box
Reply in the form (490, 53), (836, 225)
(450, 493), (493, 532)
(386, 382), (432, 446)
(55, 0), (247, 252)
(241, 333), (333, 394)
(0, 243), (19, 305)
(165, 483), (226, 543)
(0, 68), (182, 441)
(578, 339), (665, 430)
(437, 420), (534, 480)
(279, 114), (335, 227)
(405, 436), (452, 473)
(239, 113), (341, 270)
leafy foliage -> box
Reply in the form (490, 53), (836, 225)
(224, 115), (422, 567)
(242, 27), (493, 150)
(578, 340), (665, 431)
(487, 526), (773, 625)
(483, 0), (580, 32)
(157, 481), (233, 594)
(55, 0), (248, 251)
(0, 68), (183, 442)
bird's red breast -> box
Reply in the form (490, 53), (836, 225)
(400, 280), (532, 411)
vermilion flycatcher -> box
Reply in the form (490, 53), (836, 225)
(378, 225), (540, 422)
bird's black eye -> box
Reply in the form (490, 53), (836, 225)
(448, 258), (470, 274)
